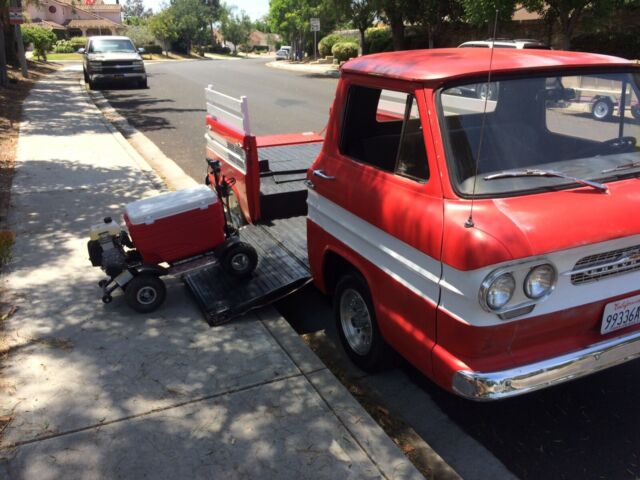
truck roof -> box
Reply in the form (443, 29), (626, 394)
(341, 48), (636, 84)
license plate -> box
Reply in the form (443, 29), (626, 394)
(601, 294), (640, 334)
(113, 74), (124, 79)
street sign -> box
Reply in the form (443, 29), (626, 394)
(310, 18), (320, 32)
(9, 7), (24, 25)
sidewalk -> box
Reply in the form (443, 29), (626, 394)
(266, 60), (340, 76)
(0, 67), (423, 478)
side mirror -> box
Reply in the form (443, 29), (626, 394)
(77, 48), (85, 54)
(138, 47), (145, 54)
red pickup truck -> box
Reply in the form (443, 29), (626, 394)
(197, 48), (640, 400)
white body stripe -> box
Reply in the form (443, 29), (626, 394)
(307, 190), (441, 305)
(205, 131), (247, 174)
(309, 192), (640, 329)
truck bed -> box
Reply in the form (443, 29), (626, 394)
(257, 142), (322, 220)
(184, 216), (309, 325)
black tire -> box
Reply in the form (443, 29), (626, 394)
(83, 69), (89, 83)
(138, 77), (148, 89)
(220, 242), (258, 279)
(88, 79), (96, 90)
(592, 98), (613, 121)
(125, 273), (166, 313)
(631, 104), (640, 121)
(334, 272), (392, 372)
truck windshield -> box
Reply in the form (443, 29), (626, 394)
(89, 39), (136, 53)
(439, 70), (640, 197)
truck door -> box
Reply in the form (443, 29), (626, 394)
(308, 80), (444, 373)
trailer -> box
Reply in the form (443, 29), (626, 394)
(182, 86), (324, 325)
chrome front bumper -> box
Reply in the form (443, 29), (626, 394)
(452, 329), (640, 400)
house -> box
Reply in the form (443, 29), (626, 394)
(24, 0), (123, 37)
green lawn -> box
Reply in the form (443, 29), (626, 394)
(44, 53), (83, 61)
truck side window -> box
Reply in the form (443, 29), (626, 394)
(340, 85), (429, 182)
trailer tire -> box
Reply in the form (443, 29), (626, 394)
(221, 242), (258, 279)
(125, 273), (166, 313)
(592, 97), (614, 121)
(334, 272), (392, 372)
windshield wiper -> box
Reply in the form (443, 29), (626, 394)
(602, 161), (640, 173)
(484, 168), (608, 193)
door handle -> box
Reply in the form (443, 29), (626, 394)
(312, 169), (335, 180)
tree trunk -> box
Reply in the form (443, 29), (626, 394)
(390, 20), (404, 51)
(0, 23), (8, 87)
(359, 28), (367, 55)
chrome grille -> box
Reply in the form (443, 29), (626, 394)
(571, 245), (640, 285)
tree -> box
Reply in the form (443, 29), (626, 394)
(460, 0), (517, 27)
(409, 0), (464, 48)
(167, 0), (211, 54)
(122, 0), (152, 24)
(335, 0), (376, 54)
(125, 24), (155, 48)
(219, 3), (252, 53)
(522, 0), (622, 50)
(374, 0), (410, 50)
(148, 9), (178, 56)
(21, 25), (56, 61)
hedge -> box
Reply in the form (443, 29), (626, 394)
(69, 36), (88, 49)
(318, 33), (353, 57)
(365, 27), (392, 54)
(53, 39), (74, 53)
(331, 42), (358, 62)
(572, 32), (640, 60)
(141, 44), (163, 55)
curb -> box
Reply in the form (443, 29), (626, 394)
(265, 60), (340, 77)
(82, 80), (197, 191)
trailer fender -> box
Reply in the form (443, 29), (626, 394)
(137, 264), (169, 277)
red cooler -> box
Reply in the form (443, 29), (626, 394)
(124, 186), (226, 264)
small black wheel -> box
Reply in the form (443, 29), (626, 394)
(98, 279), (108, 288)
(125, 273), (166, 313)
(221, 242), (258, 279)
(334, 272), (393, 372)
(102, 294), (113, 304)
(592, 98), (614, 121)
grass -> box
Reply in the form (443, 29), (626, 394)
(42, 53), (83, 61)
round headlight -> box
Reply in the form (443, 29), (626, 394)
(484, 273), (515, 310)
(524, 264), (556, 299)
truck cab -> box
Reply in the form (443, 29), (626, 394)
(204, 48), (640, 400)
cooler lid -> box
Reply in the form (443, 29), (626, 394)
(126, 186), (219, 225)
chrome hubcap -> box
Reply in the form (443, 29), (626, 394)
(137, 286), (157, 305)
(231, 253), (250, 271)
(594, 102), (609, 118)
(339, 288), (373, 356)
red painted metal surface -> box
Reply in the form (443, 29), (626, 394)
(342, 48), (636, 85)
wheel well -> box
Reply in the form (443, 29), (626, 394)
(323, 251), (359, 295)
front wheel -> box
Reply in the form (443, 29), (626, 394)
(125, 273), (166, 313)
(334, 272), (392, 372)
(220, 242), (258, 279)
(138, 77), (148, 89)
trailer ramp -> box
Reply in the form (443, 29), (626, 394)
(184, 217), (309, 326)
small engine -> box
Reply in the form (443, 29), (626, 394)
(88, 217), (137, 277)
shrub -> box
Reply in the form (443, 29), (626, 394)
(21, 26), (57, 61)
(126, 25), (155, 49)
(318, 33), (352, 57)
(69, 36), (88, 49)
(331, 42), (359, 62)
(572, 32), (640, 60)
(365, 27), (393, 54)
(142, 44), (163, 55)
(53, 39), (74, 53)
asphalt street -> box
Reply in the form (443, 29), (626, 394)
(100, 57), (640, 480)
(102, 57), (338, 181)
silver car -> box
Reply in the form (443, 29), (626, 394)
(80, 36), (147, 89)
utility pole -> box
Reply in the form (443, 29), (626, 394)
(12, 0), (27, 77)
